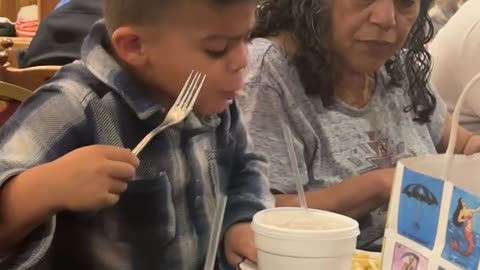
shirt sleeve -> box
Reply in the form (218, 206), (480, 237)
(428, 85), (448, 147)
(459, 22), (480, 119)
(218, 102), (274, 270)
(0, 85), (87, 270)
(221, 102), (274, 231)
(238, 78), (311, 194)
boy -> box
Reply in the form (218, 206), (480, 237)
(0, 0), (271, 269)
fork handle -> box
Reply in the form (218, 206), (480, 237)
(132, 124), (172, 156)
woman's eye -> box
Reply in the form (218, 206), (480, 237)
(397, 0), (416, 8)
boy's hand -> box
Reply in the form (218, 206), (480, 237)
(224, 222), (257, 267)
(47, 145), (139, 212)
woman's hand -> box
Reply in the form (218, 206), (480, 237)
(438, 113), (477, 154)
(463, 135), (480, 155)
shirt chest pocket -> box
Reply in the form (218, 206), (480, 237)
(99, 172), (176, 248)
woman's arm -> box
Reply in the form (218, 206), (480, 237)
(437, 113), (478, 154)
(275, 168), (395, 220)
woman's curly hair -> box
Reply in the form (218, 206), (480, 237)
(253, 0), (436, 123)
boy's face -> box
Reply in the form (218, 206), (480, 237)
(113, 1), (257, 116)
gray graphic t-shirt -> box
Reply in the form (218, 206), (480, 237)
(239, 38), (447, 248)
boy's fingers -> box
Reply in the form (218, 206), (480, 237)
(106, 161), (137, 180)
(236, 224), (257, 262)
(226, 250), (244, 267)
(241, 239), (257, 263)
(109, 181), (128, 194)
(226, 236), (257, 266)
(97, 145), (140, 167)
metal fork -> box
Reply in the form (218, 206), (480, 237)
(132, 70), (206, 156)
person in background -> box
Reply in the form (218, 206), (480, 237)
(0, 0), (271, 269)
(0, 18), (15, 37)
(18, 0), (102, 67)
(429, 0), (467, 38)
(238, 0), (480, 251)
(430, 0), (480, 134)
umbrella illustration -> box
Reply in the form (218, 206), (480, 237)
(402, 184), (439, 230)
(400, 252), (419, 270)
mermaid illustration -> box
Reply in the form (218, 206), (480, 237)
(450, 198), (480, 256)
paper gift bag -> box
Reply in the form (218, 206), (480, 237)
(382, 73), (480, 270)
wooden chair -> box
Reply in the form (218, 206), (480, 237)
(0, 38), (30, 68)
(0, 0), (59, 23)
(0, 38), (60, 91)
(38, 0), (60, 21)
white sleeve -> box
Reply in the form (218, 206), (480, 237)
(459, 22), (480, 119)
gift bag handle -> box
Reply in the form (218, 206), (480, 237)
(446, 72), (480, 156)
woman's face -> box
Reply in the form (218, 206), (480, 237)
(331, 0), (421, 73)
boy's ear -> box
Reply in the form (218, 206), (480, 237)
(111, 27), (147, 67)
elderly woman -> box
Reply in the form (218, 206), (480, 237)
(238, 0), (480, 249)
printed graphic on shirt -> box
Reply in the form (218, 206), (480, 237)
(347, 130), (415, 174)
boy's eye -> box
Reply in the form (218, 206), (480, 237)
(245, 34), (254, 43)
(356, 0), (375, 8)
(205, 48), (228, 59)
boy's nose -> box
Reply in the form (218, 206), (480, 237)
(228, 42), (249, 73)
(369, 0), (397, 30)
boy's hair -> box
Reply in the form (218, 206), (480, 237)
(103, 0), (254, 35)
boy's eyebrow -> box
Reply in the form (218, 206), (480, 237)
(204, 34), (243, 41)
(203, 26), (255, 41)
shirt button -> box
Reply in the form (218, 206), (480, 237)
(194, 196), (202, 208)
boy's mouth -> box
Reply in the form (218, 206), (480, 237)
(235, 89), (247, 97)
(222, 89), (247, 100)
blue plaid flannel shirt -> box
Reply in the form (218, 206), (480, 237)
(0, 20), (272, 270)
